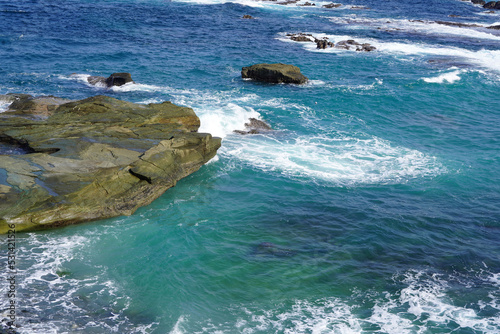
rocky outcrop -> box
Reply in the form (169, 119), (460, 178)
(241, 63), (308, 84)
(484, 1), (500, 9)
(323, 3), (342, 8)
(287, 34), (376, 52)
(335, 39), (377, 51)
(471, 0), (485, 4)
(289, 33), (314, 42)
(316, 38), (335, 49)
(234, 118), (273, 135)
(86, 72), (134, 87)
(487, 24), (500, 29)
(0, 95), (221, 233)
(242, 14), (254, 19)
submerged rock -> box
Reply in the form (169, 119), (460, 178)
(242, 14), (255, 19)
(0, 95), (221, 233)
(241, 63), (308, 84)
(252, 242), (296, 258)
(234, 118), (273, 135)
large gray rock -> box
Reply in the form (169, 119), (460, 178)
(0, 95), (221, 233)
(241, 63), (308, 84)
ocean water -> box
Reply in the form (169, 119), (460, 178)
(1, 0), (500, 332)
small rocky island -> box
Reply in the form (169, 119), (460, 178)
(0, 94), (221, 233)
(242, 63), (309, 84)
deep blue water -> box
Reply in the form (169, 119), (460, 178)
(1, 0), (500, 333)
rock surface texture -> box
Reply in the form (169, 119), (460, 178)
(241, 63), (308, 84)
(0, 95), (221, 233)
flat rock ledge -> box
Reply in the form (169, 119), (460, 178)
(0, 95), (221, 233)
(241, 63), (308, 84)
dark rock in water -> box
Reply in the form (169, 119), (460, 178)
(277, 0), (299, 5)
(484, 1), (500, 9)
(298, 1), (316, 6)
(487, 24), (500, 29)
(242, 14), (254, 19)
(234, 118), (273, 135)
(105, 72), (134, 87)
(323, 3), (341, 8)
(0, 95), (221, 233)
(471, 0), (485, 4)
(241, 63), (308, 84)
(434, 20), (483, 28)
(316, 39), (334, 49)
(252, 242), (296, 257)
(291, 35), (313, 42)
(335, 40), (376, 52)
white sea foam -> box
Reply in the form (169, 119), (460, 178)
(281, 32), (500, 75)
(0, 98), (11, 113)
(178, 270), (500, 333)
(423, 69), (466, 83)
(0, 232), (156, 333)
(221, 133), (445, 185)
(172, 0), (268, 8)
(327, 16), (500, 41)
(197, 103), (262, 138)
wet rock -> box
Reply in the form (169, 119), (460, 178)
(242, 63), (308, 84)
(323, 3), (341, 8)
(335, 40), (376, 51)
(242, 14), (254, 19)
(105, 72), (133, 87)
(487, 24), (500, 29)
(484, 1), (500, 9)
(316, 39), (334, 49)
(471, 0), (485, 4)
(291, 34), (314, 42)
(234, 118), (273, 135)
(0, 95), (221, 233)
(434, 20), (483, 28)
(86, 73), (134, 87)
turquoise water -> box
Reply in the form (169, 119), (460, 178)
(1, 0), (500, 332)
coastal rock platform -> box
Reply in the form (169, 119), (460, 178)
(0, 95), (221, 233)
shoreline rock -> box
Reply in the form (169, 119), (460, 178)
(241, 63), (308, 84)
(0, 95), (221, 233)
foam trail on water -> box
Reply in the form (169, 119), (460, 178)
(222, 133), (445, 185)
(175, 270), (500, 333)
(327, 16), (500, 41)
(281, 33), (500, 75)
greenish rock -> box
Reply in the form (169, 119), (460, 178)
(0, 95), (221, 233)
(241, 63), (309, 84)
